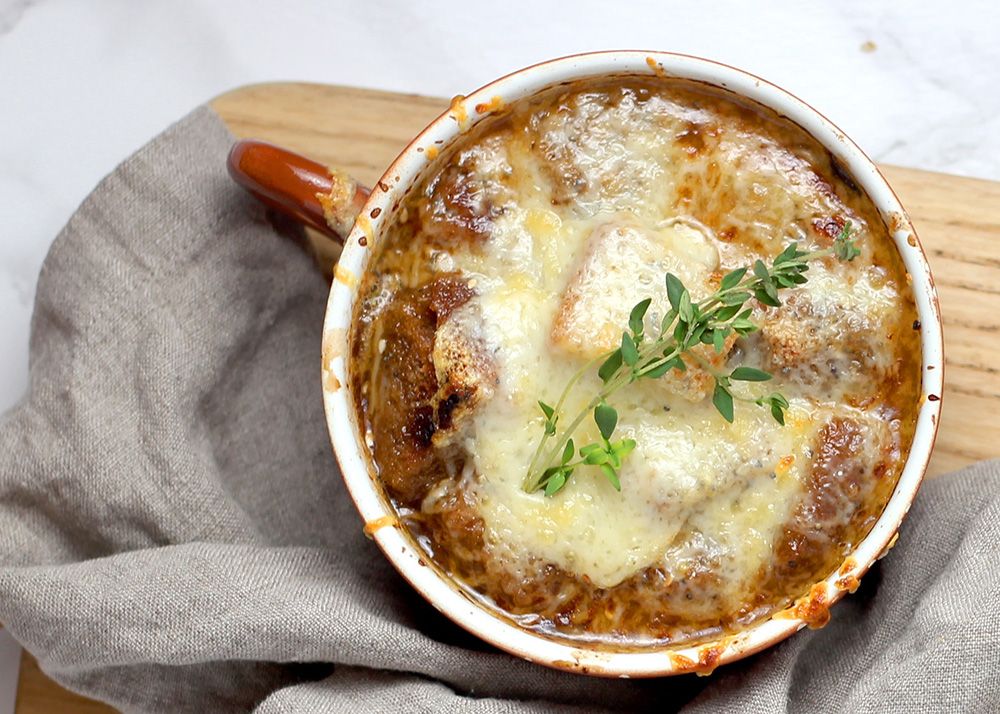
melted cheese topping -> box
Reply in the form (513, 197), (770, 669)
(421, 83), (900, 592)
(357, 79), (919, 642)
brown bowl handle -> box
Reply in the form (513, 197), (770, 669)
(227, 139), (370, 242)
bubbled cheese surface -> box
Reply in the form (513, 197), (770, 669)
(412, 82), (902, 595)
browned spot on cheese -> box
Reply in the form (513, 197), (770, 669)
(836, 574), (860, 593)
(838, 558), (856, 576)
(449, 94), (469, 128)
(675, 124), (706, 157)
(776, 454), (795, 477)
(669, 652), (696, 670)
(835, 558), (861, 593)
(645, 56), (667, 78)
(363, 514), (398, 538)
(812, 215), (845, 239)
(694, 645), (726, 676)
(474, 95), (505, 114)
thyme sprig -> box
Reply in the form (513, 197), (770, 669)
(524, 223), (860, 496)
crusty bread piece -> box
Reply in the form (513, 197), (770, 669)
(761, 295), (822, 369)
(550, 215), (732, 402)
(431, 300), (498, 446)
(756, 275), (898, 398)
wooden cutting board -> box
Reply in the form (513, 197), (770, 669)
(16, 82), (1000, 713)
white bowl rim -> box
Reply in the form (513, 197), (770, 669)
(319, 49), (944, 678)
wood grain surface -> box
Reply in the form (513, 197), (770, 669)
(16, 81), (1000, 713)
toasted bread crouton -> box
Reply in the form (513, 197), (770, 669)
(365, 275), (474, 504)
(431, 300), (498, 446)
(757, 277), (896, 399)
(551, 215), (732, 402)
(761, 294), (822, 369)
(419, 133), (513, 248)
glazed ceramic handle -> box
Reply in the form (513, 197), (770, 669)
(227, 140), (370, 241)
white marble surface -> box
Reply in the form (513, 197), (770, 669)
(1, 0), (998, 705)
